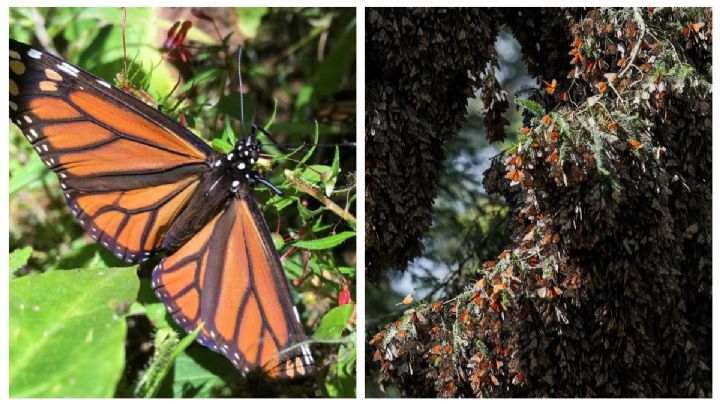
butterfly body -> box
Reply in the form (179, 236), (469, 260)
(160, 134), (269, 252)
(9, 38), (314, 378)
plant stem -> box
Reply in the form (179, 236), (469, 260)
(284, 170), (357, 226)
(618, 8), (647, 79)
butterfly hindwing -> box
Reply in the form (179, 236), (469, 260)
(152, 192), (315, 378)
(9, 39), (219, 262)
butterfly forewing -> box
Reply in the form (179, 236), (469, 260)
(9, 39), (217, 262)
(152, 193), (315, 378)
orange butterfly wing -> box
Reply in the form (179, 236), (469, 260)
(152, 191), (315, 378)
(9, 39), (217, 262)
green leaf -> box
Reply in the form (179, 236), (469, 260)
(313, 20), (356, 98)
(10, 247), (33, 273)
(267, 194), (296, 211)
(299, 164), (332, 184)
(271, 231), (285, 250)
(294, 83), (314, 112)
(136, 277), (173, 331)
(9, 152), (50, 195)
(235, 8), (269, 39)
(10, 267), (139, 397)
(515, 96), (546, 117)
(176, 67), (219, 94)
(297, 122), (320, 166)
(313, 304), (354, 340)
(326, 146), (341, 196)
(170, 346), (235, 398)
(262, 98), (279, 131)
(293, 231), (355, 250)
(337, 266), (355, 276)
(221, 118), (238, 146)
(211, 138), (233, 154)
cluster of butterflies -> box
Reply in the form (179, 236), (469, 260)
(9, 38), (315, 379)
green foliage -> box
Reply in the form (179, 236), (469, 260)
(9, 6), (356, 398)
(10, 267), (140, 397)
(10, 246), (33, 274)
(313, 19), (357, 99)
(514, 96), (545, 118)
(313, 304), (355, 340)
(135, 326), (203, 398)
(293, 231), (355, 250)
(327, 339), (356, 397)
(314, 305), (355, 397)
(167, 346), (235, 397)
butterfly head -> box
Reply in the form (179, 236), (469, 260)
(231, 135), (260, 170)
(226, 134), (283, 196)
(225, 137), (258, 184)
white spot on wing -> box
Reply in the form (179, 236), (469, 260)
(29, 129), (38, 139)
(9, 101), (17, 111)
(57, 62), (79, 77)
(10, 50), (21, 59)
(96, 79), (111, 88)
(23, 115), (32, 123)
(27, 49), (42, 59)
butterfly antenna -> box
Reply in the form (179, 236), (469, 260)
(254, 125), (290, 153)
(237, 45), (246, 137)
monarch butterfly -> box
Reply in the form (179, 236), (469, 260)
(8, 38), (314, 378)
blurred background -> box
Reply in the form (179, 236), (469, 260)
(9, 7), (356, 398)
(365, 28), (535, 397)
